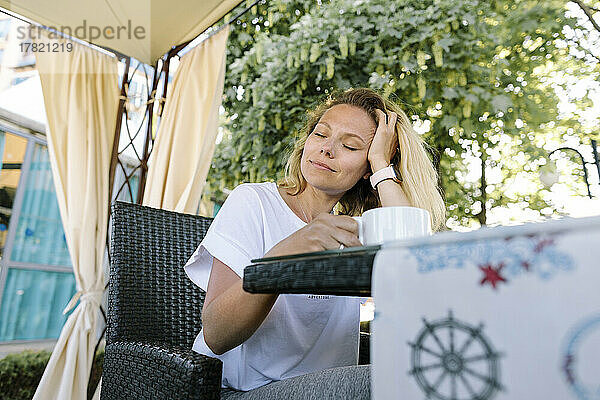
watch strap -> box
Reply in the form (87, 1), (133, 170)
(370, 165), (401, 189)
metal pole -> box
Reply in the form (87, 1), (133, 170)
(108, 57), (131, 204)
(136, 57), (163, 204)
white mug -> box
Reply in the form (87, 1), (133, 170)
(353, 206), (432, 245)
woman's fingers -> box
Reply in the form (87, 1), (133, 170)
(375, 108), (397, 125)
(310, 214), (361, 249)
(320, 235), (346, 250)
(389, 112), (399, 158)
(375, 109), (387, 128)
(381, 110), (399, 160)
(314, 214), (358, 235)
(388, 112), (398, 133)
(313, 228), (360, 250)
(329, 228), (362, 248)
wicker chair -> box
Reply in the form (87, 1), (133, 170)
(101, 201), (221, 400)
(101, 201), (370, 400)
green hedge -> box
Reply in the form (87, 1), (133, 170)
(0, 349), (104, 400)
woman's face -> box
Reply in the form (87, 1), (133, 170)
(301, 104), (377, 195)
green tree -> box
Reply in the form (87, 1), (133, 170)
(570, 0), (600, 62)
(205, 0), (595, 228)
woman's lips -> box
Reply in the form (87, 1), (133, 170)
(310, 160), (335, 172)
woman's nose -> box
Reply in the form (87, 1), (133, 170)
(320, 140), (335, 157)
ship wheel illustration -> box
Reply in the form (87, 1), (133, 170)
(408, 310), (503, 400)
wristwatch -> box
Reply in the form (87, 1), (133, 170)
(370, 164), (402, 189)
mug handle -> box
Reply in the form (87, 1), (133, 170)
(352, 216), (363, 245)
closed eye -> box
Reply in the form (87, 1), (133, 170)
(313, 131), (358, 150)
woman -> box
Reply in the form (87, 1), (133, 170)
(184, 88), (445, 399)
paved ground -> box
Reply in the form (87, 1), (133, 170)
(0, 339), (56, 359)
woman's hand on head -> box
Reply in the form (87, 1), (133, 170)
(264, 214), (361, 258)
(368, 109), (399, 171)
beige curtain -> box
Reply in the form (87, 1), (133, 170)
(32, 34), (119, 400)
(143, 26), (229, 213)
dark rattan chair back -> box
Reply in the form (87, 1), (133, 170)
(107, 201), (213, 349)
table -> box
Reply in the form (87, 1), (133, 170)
(372, 215), (600, 399)
(243, 215), (600, 399)
(243, 244), (380, 296)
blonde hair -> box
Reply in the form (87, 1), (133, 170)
(278, 88), (446, 231)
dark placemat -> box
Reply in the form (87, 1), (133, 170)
(243, 247), (379, 296)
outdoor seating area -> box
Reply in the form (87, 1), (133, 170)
(103, 201), (372, 399)
(0, 0), (598, 399)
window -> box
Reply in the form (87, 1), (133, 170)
(0, 131), (27, 258)
(0, 128), (75, 342)
(0, 268), (75, 340)
(0, 19), (10, 38)
(10, 77), (29, 86)
(11, 144), (71, 266)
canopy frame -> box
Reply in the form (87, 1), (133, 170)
(1, 1), (262, 397)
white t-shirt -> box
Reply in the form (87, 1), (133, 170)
(184, 182), (361, 391)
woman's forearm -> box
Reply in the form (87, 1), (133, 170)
(201, 239), (309, 355)
(202, 280), (278, 355)
(202, 217), (361, 355)
(375, 178), (410, 207)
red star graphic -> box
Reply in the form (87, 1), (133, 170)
(479, 263), (507, 289)
(534, 238), (554, 253)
